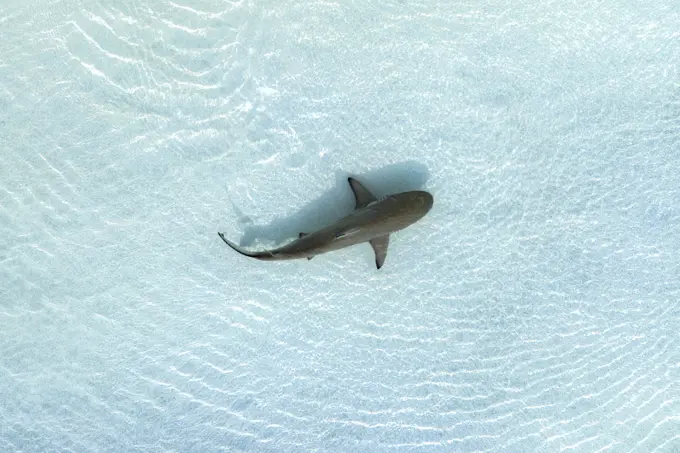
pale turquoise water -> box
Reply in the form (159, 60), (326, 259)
(1, 1), (679, 452)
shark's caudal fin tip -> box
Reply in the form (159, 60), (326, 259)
(218, 232), (250, 256)
(218, 232), (233, 246)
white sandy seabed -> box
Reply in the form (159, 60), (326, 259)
(1, 1), (679, 452)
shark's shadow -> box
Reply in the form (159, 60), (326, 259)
(232, 161), (430, 247)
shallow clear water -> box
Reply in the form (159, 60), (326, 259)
(1, 1), (679, 452)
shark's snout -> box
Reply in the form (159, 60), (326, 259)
(404, 190), (433, 216)
(416, 191), (434, 213)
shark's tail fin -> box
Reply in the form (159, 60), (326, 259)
(218, 232), (275, 260)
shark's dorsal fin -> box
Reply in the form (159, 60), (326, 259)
(348, 177), (377, 209)
(369, 235), (390, 269)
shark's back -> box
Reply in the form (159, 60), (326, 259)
(272, 190), (433, 258)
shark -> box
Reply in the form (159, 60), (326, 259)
(218, 177), (433, 269)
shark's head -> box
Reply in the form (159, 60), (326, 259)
(396, 190), (433, 217)
(413, 190), (434, 214)
(375, 190), (433, 229)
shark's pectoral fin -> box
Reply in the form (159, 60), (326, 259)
(348, 177), (377, 209)
(369, 235), (390, 269)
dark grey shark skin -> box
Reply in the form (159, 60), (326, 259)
(218, 177), (433, 269)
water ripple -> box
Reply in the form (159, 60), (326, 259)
(1, 0), (680, 452)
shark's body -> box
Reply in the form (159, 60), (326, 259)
(218, 177), (433, 269)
